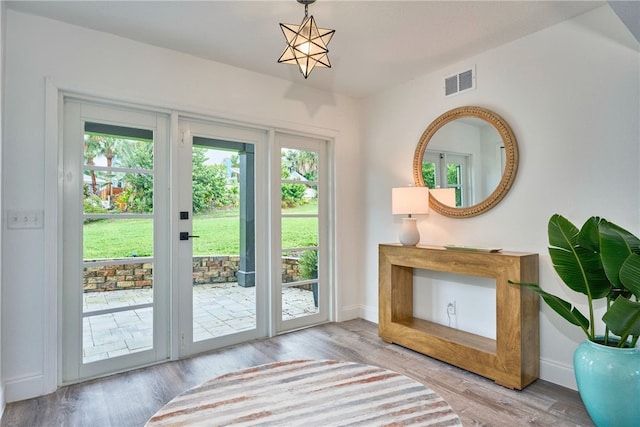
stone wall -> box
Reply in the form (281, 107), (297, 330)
(84, 262), (153, 292)
(192, 256), (240, 285)
(83, 256), (305, 292)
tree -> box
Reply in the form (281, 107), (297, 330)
(446, 163), (462, 206)
(282, 149), (318, 180)
(83, 136), (239, 214)
(192, 148), (237, 213)
(117, 139), (154, 213)
(84, 135), (101, 195)
(421, 162), (435, 188)
(281, 167), (307, 208)
(84, 134), (121, 198)
(280, 149), (318, 208)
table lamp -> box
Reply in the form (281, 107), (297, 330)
(392, 186), (430, 246)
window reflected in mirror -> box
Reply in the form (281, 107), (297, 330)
(413, 106), (518, 218)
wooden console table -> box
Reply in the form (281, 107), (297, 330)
(378, 244), (539, 390)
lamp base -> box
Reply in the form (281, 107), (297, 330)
(399, 217), (420, 246)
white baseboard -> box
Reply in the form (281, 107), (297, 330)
(360, 304), (377, 323)
(540, 357), (577, 390)
(354, 304), (578, 391)
(4, 374), (44, 403)
(336, 304), (361, 322)
(0, 383), (5, 420)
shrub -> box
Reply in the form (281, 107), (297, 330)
(83, 194), (108, 223)
(282, 183), (307, 208)
(299, 249), (318, 279)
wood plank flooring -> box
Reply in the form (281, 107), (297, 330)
(1, 319), (593, 427)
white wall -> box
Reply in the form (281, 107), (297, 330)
(2, 3), (638, 403)
(0, 0), (6, 416)
(1, 10), (362, 402)
(361, 5), (639, 390)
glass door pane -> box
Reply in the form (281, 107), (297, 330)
(177, 119), (265, 358)
(276, 139), (329, 330)
(446, 161), (463, 207)
(82, 124), (156, 363)
(424, 151), (468, 207)
(63, 99), (169, 384)
(421, 159), (437, 189)
(190, 144), (256, 342)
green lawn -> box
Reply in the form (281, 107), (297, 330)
(83, 202), (318, 259)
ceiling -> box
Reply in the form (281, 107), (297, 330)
(5, 0), (620, 98)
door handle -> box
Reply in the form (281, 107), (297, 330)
(179, 232), (200, 240)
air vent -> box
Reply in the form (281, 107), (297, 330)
(444, 66), (476, 97)
(445, 76), (458, 96)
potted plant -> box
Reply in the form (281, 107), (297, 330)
(299, 249), (318, 308)
(511, 214), (640, 427)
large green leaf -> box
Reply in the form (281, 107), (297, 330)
(620, 254), (640, 299)
(513, 214), (638, 345)
(602, 296), (640, 340)
(548, 215), (611, 299)
(577, 216), (600, 252)
(599, 219), (640, 292)
(511, 281), (589, 332)
(548, 213), (579, 248)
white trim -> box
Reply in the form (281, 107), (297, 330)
(60, 97), (172, 383)
(44, 77), (60, 395)
(83, 257), (154, 267)
(356, 305), (579, 391)
(360, 304), (378, 324)
(275, 133), (332, 333)
(270, 132), (283, 333)
(338, 304), (363, 323)
(169, 112), (180, 359)
(3, 374), (44, 403)
(326, 136), (338, 323)
(85, 165), (153, 174)
(83, 213), (154, 220)
(38, 80), (339, 397)
(267, 129), (277, 338)
(540, 357), (577, 390)
(0, 0), (4, 413)
(175, 118), (270, 357)
(0, 384), (4, 417)
(49, 82), (339, 145)
(254, 122), (271, 341)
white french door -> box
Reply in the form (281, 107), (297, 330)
(274, 132), (329, 333)
(176, 119), (268, 357)
(61, 100), (331, 384)
(62, 100), (170, 383)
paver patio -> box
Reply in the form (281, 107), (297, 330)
(83, 283), (317, 363)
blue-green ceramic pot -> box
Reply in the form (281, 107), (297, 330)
(573, 339), (640, 427)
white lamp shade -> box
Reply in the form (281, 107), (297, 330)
(430, 188), (456, 207)
(392, 187), (430, 215)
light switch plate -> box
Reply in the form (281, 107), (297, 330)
(7, 210), (43, 229)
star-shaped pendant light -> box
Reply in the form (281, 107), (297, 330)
(278, 0), (335, 79)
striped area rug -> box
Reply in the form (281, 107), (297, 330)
(146, 359), (462, 426)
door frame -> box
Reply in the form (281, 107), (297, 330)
(43, 84), (336, 395)
(60, 98), (171, 383)
(272, 131), (331, 334)
(174, 117), (270, 358)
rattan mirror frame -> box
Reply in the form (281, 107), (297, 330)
(413, 106), (518, 218)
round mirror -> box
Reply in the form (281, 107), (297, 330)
(413, 106), (518, 218)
